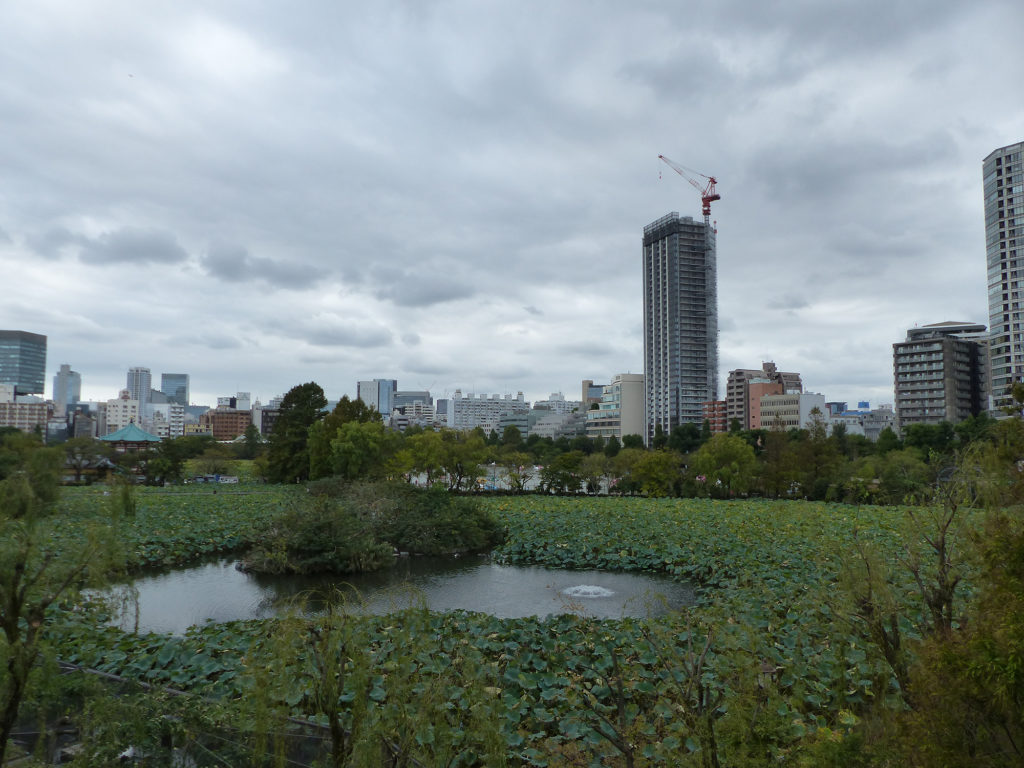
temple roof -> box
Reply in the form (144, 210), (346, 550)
(99, 421), (162, 443)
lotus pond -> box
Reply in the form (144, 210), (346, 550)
(108, 554), (695, 633)
(48, 488), (962, 764)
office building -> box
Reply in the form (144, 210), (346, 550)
(984, 141), (1024, 411)
(642, 212), (717, 443)
(0, 330), (46, 396)
(200, 407), (252, 440)
(161, 373), (190, 406)
(52, 363), (81, 416)
(126, 367), (152, 410)
(357, 379), (398, 416)
(761, 392), (829, 431)
(893, 321), (988, 431)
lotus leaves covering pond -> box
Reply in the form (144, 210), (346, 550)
(49, 489), (953, 764)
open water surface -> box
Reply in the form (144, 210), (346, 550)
(108, 555), (695, 635)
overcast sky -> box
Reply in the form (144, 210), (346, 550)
(3, 0), (1022, 409)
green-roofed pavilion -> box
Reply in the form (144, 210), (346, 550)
(99, 421), (162, 452)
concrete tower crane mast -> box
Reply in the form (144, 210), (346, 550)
(657, 154), (720, 227)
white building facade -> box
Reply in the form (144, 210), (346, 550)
(448, 390), (529, 433)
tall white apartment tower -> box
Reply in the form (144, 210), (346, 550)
(642, 212), (718, 443)
(984, 140), (1024, 411)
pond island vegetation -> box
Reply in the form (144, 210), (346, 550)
(3, 381), (1024, 766)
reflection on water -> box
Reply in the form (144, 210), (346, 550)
(108, 555), (695, 635)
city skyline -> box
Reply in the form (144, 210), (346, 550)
(2, 2), (1020, 408)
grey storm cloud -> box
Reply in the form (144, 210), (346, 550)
(274, 316), (393, 349)
(27, 227), (84, 259)
(201, 243), (323, 290)
(79, 227), (189, 265)
(374, 275), (476, 308)
(523, 305), (543, 316)
(196, 334), (245, 350)
(401, 332), (422, 346)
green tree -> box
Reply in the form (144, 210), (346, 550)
(539, 451), (584, 493)
(631, 449), (683, 496)
(904, 422), (956, 460)
(794, 407), (843, 499)
(235, 423), (264, 460)
(501, 451), (536, 493)
(0, 434), (120, 764)
(896, 512), (1024, 766)
(393, 429), (445, 486)
(308, 396), (380, 480)
(758, 429), (798, 498)
(610, 447), (646, 494)
(603, 435), (621, 458)
(579, 452), (610, 494)
(877, 449), (931, 504)
(439, 430), (487, 491)
(875, 426), (901, 454)
(501, 424), (523, 449)
(266, 382), (327, 483)
(329, 420), (397, 482)
(621, 434), (644, 450)
(668, 423), (703, 454)
(62, 436), (110, 484)
(689, 433), (758, 498)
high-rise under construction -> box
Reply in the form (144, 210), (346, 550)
(642, 212), (718, 443)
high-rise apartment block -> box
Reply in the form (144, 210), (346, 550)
(0, 330), (46, 396)
(725, 362), (802, 430)
(161, 373), (190, 405)
(893, 321), (988, 431)
(984, 140), (1024, 410)
(642, 213), (717, 443)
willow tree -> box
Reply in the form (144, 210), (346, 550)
(0, 433), (120, 763)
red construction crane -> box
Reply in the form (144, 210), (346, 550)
(658, 154), (720, 225)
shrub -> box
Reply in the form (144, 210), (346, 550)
(242, 495), (392, 575)
(243, 482), (504, 574)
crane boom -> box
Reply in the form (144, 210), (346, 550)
(658, 154), (720, 223)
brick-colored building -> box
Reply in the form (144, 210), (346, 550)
(701, 400), (727, 433)
(199, 408), (252, 440)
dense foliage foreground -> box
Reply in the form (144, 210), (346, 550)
(7, 486), (1022, 766)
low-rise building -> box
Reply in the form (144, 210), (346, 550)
(701, 400), (727, 433)
(761, 392), (829, 431)
(448, 390), (530, 433)
(585, 374), (645, 442)
(0, 401), (51, 434)
(105, 390), (140, 435)
(726, 362), (802, 430)
(200, 408), (252, 440)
